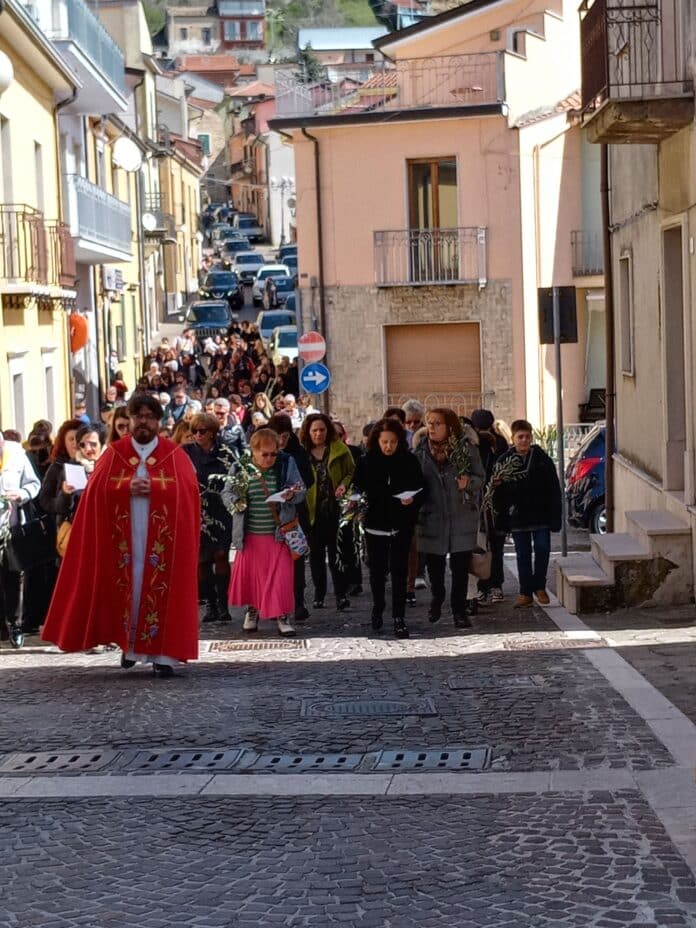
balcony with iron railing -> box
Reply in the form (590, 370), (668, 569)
(65, 174), (132, 263)
(274, 53), (505, 121)
(0, 205), (48, 290)
(47, 221), (77, 289)
(571, 230), (604, 277)
(32, 0), (127, 113)
(374, 227), (488, 288)
(580, 0), (693, 142)
(143, 192), (177, 242)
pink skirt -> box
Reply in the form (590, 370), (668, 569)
(228, 532), (294, 620)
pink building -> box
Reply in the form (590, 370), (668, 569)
(271, 0), (605, 434)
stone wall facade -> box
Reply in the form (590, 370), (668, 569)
(300, 280), (515, 435)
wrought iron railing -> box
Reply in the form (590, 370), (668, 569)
(382, 392), (496, 419)
(143, 192), (177, 239)
(580, 0), (692, 112)
(571, 230), (604, 276)
(65, 174), (132, 253)
(47, 221), (77, 288)
(0, 205), (48, 285)
(275, 53), (504, 119)
(374, 227), (487, 287)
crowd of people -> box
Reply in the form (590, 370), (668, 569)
(0, 326), (563, 664)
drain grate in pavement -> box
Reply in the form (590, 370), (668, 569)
(301, 697), (438, 718)
(207, 639), (308, 652)
(504, 637), (608, 651)
(0, 750), (120, 775)
(125, 749), (244, 772)
(249, 752), (363, 772)
(447, 674), (545, 690)
(372, 747), (490, 771)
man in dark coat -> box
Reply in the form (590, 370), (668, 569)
(492, 418), (561, 608)
(471, 408), (509, 605)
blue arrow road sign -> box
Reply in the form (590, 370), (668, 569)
(300, 362), (331, 395)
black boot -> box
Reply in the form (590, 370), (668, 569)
(201, 601), (221, 624)
(393, 617), (409, 639)
(428, 599), (443, 624)
(371, 611), (383, 631)
(294, 596), (309, 622)
(215, 575), (231, 622)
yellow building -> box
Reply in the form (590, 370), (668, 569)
(0, 0), (78, 436)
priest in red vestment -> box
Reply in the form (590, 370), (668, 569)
(42, 393), (200, 676)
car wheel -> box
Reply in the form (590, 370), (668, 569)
(590, 501), (607, 535)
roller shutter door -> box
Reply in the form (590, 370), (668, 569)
(385, 323), (481, 395)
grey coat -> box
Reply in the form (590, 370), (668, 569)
(414, 440), (485, 555)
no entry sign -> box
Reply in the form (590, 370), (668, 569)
(298, 331), (326, 363)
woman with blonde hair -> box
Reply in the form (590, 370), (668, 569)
(171, 419), (194, 445)
(106, 406), (130, 445)
(251, 391), (274, 420)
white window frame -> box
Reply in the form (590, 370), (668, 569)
(618, 252), (634, 376)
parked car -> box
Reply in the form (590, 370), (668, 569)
(233, 214), (264, 243)
(285, 293), (296, 314)
(256, 308), (297, 343)
(233, 251), (265, 284)
(263, 274), (295, 308)
(209, 223), (233, 247)
(251, 264), (291, 305)
(268, 325), (298, 367)
(183, 300), (234, 339)
(276, 243), (298, 263)
(283, 254), (298, 282)
(565, 422), (606, 534)
(219, 238), (252, 268)
(199, 270), (244, 312)
(214, 229), (248, 256)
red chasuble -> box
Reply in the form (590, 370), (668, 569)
(42, 436), (201, 661)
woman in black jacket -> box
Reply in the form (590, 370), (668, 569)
(352, 418), (424, 638)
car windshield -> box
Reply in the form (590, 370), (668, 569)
(274, 277), (294, 291)
(258, 268), (288, 281)
(238, 217), (256, 227)
(223, 240), (249, 252)
(188, 304), (230, 324)
(204, 273), (237, 287)
(277, 331), (297, 348)
(237, 254), (263, 265)
(262, 313), (295, 330)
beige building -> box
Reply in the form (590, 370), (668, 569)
(272, 0), (604, 432)
(0, 0), (78, 434)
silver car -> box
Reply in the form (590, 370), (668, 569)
(233, 251), (265, 284)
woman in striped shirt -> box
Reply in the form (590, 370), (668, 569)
(227, 428), (306, 637)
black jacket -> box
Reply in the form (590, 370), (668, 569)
(492, 445), (562, 533)
(353, 448), (424, 533)
(183, 438), (235, 548)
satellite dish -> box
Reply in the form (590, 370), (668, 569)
(142, 212), (158, 232)
(287, 197), (296, 210)
(113, 137), (142, 173)
(243, 162), (253, 175)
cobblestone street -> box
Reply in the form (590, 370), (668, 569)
(2, 565), (696, 926)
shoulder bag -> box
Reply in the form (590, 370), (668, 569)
(6, 500), (56, 572)
(258, 473), (309, 560)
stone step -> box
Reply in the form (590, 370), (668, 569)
(555, 553), (612, 615)
(625, 509), (691, 538)
(590, 532), (651, 580)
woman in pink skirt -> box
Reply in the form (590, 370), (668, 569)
(225, 428), (306, 637)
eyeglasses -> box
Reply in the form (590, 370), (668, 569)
(79, 440), (99, 448)
(192, 428), (211, 435)
(131, 413), (158, 422)
(256, 451), (277, 458)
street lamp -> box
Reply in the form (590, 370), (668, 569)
(270, 175), (294, 247)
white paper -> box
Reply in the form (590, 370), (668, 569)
(265, 490), (288, 503)
(64, 463), (88, 490)
(347, 493), (362, 502)
(393, 489), (421, 501)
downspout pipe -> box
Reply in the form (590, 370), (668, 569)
(301, 126), (328, 412)
(54, 87), (78, 416)
(601, 143), (615, 533)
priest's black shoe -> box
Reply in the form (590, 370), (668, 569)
(453, 613), (472, 629)
(120, 654), (136, 669)
(428, 599), (443, 623)
(393, 617), (409, 639)
(153, 663), (174, 678)
(8, 627), (24, 650)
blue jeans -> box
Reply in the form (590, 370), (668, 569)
(512, 529), (551, 596)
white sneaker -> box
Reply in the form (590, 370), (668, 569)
(490, 588), (505, 603)
(414, 576), (427, 590)
(243, 608), (258, 632)
(277, 616), (296, 637)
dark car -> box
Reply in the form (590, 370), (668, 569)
(276, 243), (298, 263)
(565, 423), (606, 534)
(183, 300), (234, 339)
(199, 271), (244, 312)
(220, 238), (252, 267)
(283, 254), (298, 282)
(263, 275), (295, 308)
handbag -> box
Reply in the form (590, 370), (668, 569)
(469, 530), (492, 580)
(5, 501), (56, 572)
(258, 474), (309, 560)
(56, 519), (72, 558)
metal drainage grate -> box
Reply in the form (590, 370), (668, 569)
(0, 750), (120, 775)
(448, 674), (545, 690)
(372, 747), (490, 771)
(208, 639), (308, 652)
(249, 752), (362, 772)
(301, 697), (438, 718)
(504, 637), (608, 651)
(125, 749), (244, 772)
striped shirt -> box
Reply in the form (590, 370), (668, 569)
(246, 469), (279, 535)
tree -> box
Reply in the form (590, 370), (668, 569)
(295, 43), (327, 83)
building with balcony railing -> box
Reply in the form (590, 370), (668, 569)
(374, 227), (488, 288)
(579, 0), (694, 142)
(64, 174), (132, 263)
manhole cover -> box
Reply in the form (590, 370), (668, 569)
(301, 697), (438, 718)
(125, 749), (244, 772)
(448, 674), (545, 690)
(250, 752), (362, 772)
(504, 637), (608, 651)
(0, 750), (120, 775)
(372, 747), (490, 771)
(208, 639), (308, 652)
